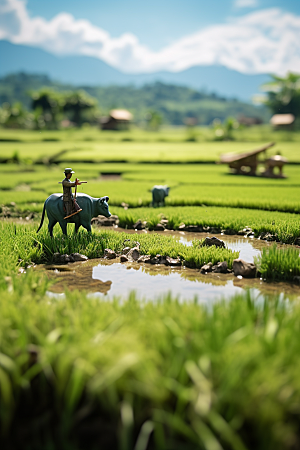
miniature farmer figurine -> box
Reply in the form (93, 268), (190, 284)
(62, 168), (83, 219)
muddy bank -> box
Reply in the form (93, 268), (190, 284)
(92, 215), (300, 246)
(31, 228), (300, 301)
(103, 226), (295, 263)
(34, 256), (300, 303)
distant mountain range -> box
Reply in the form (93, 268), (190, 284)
(0, 40), (270, 101)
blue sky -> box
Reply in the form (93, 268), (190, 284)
(1, 0), (300, 75)
(25, 0), (300, 49)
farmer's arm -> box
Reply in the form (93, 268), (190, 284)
(62, 179), (76, 187)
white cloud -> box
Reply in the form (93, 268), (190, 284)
(1, 0), (300, 75)
(234, 0), (258, 8)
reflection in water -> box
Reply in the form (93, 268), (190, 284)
(36, 261), (112, 295)
(110, 227), (288, 263)
(178, 234), (262, 263)
(35, 229), (300, 303)
(36, 258), (300, 304)
(92, 261), (241, 303)
(92, 261), (299, 302)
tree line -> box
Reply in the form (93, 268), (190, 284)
(0, 87), (98, 129)
(0, 72), (299, 129)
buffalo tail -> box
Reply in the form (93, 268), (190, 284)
(36, 203), (46, 233)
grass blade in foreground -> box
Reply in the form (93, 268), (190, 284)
(0, 279), (299, 450)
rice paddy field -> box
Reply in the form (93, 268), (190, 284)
(1, 126), (300, 449)
(1, 126), (300, 163)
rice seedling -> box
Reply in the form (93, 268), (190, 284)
(2, 220), (299, 281)
(256, 244), (300, 281)
(1, 223), (300, 449)
(0, 220), (239, 269)
(2, 162), (300, 215)
(1, 128), (300, 448)
(34, 226), (239, 268)
(113, 206), (300, 245)
(168, 184), (300, 214)
(0, 272), (300, 449)
(1, 127), (300, 163)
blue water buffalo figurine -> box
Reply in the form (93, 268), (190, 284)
(37, 193), (111, 236)
(151, 185), (170, 207)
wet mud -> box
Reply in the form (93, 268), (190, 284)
(36, 258), (300, 303)
(33, 229), (300, 302)
(117, 228), (293, 263)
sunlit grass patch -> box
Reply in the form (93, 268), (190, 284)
(1, 162), (300, 216)
(1, 220), (300, 448)
(113, 206), (300, 244)
(33, 227), (239, 268)
(1, 221), (299, 281)
(1, 127), (300, 163)
(0, 190), (48, 205)
(0, 280), (300, 449)
(256, 244), (300, 281)
(1, 221), (239, 269)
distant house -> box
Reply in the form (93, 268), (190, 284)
(101, 109), (133, 130)
(270, 114), (295, 130)
(237, 115), (263, 127)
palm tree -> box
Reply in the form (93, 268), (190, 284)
(261, 72), (300, 117)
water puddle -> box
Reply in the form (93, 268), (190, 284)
(33, 229), (299, 303)
(113, 228), (289, 263)
(37, 257), (300, 304)
(177, 233), (261, 263)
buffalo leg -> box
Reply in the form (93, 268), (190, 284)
(82, 223), (92, 233)
(75, 223), (81, 233)
(48, 218), (57, 237)
(59, 221), (68, 235)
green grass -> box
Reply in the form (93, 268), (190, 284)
(2, 219), (299, 280)
(1, 127), (300, 448)
(167, 184), (300, 213)
(2, 162), (300, 188)
(1, 124), (300, 143)
(1, 220), (300, 449)
(1, 127), (300, 163)
(2, 194), (300, 246)
(111, 206), (300, 245)
(1, 159), (300, 243)
(1, 275), (300, 449)
(1, 163), (300, 216)
(1, 128), (300, 217)
(256, 244), (300, 281)
(120, 163), (300, 186)
(3, 140), (300, 164)
(2, 182), (300, 214)
(0, 222), (238, 269)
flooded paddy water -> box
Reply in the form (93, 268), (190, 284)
(35, 229), (300, 303)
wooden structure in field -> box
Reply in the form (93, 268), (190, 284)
(219, 142), (288, 178)
(270, 114), (295, 130)
(263, 154), (288, 178)
(101, 109), (133, 130)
